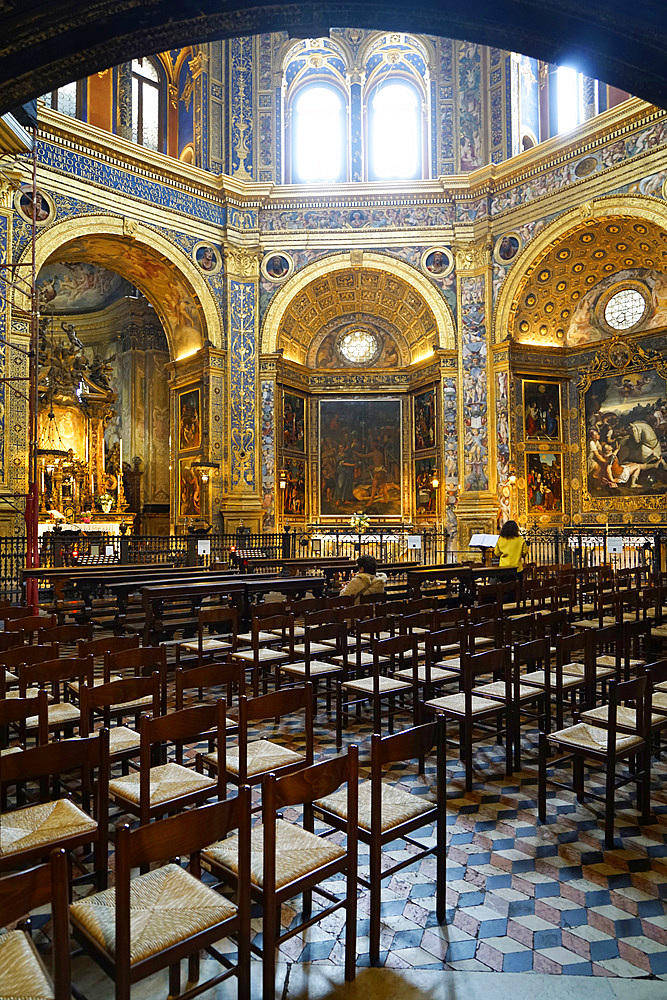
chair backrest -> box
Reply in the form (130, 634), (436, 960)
(4, 614), (57, 641)
(355, 615), (392, 642)
(229, 684), (314, 784)
(607, 675), (651, 743)
(288, 596), (324, 617)
(432, 606), (467, 629)
(175, 659), (245, 710)
(0, 606), (38, 624)
(199, 603), (238, 634)
(19, 654), (94, 700)
(0, 688), (49, 746)
(80, 672), (161, 735)
(266, 743), (358, 820)
(462, 647), (511, 694)
(303, 620), (342, 649)
(38, 623), (94, 646)
(78, 634), (139, 660)
(0, 851), (71, 1000)
(502, 612), (539, 646)
(0, 642), (60, 669)
(641, 658), (667, 686)
(106, 646), (167, 710)
(372, 632), (416, 670)
(302, 609), (337, 628)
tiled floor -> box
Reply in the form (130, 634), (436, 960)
(16, 683), (667, 995)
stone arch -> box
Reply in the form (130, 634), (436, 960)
(261, 251), (455, 363)
(16, 215), (222, 358)
(494, 195), (667, 348)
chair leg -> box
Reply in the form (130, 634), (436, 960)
(463, 720), (473, 793)
(169, 962), (180, 998)
(369, 833), (382, 966)
(573, 755), (585, 803)
(436, 812), (446, 923)
(605, 759), (616, 849)
(639, 748), (651, 825)
(262, 898), (277, 1000)
(335, 685), (343, 752)
(345, 854), (357, 982)
(505, 710), (513, 777)
(188, 948), (200, 985)
(538, 732), (547, 822)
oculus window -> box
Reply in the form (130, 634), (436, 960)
(369, 82), (421, 180)
(292, 85), (345, 183)
(603, 287), (648, 331)
(337, 329), (381, 365)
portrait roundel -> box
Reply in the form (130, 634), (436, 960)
(15, 185), (55, 226)
(494, 232), (521, 265)
(192, 242), (222, 275)
(261, 252), (293, 282)
(420, 247), (453, 278)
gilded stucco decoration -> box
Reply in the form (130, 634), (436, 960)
(262, 252), (455, 362)
(504, 205), (667, 348)
(13, 217), (223, 356)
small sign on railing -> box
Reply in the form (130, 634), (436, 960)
(197, 538), (211, 556)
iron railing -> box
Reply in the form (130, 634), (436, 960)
(7, 525), (667, 602)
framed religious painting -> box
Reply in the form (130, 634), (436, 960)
(178, 386), (201, 451)
(282, 459), (306, 517)
(178, 459), (201, 518)
(282, 390), (305, 453)
(523, 380), (561, 442)
(415, 457), (437, 517)
(579, 336), (667, 512)
(319, 397), (402, 518)
(414, 387), (436, 451)
(525, 452), (563, 514)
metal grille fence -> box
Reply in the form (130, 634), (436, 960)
(7, 526), (666, 602)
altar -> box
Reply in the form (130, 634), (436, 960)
(37, 519), (124, 537)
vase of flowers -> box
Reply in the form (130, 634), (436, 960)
(97, 492), (114, 514)
(349, 511), (370, 534)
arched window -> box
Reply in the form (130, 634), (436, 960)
(368, 81), (422, 180)
(131, 57), (162, 151)
(291, 85), (346, 183)
(42, 81), (81, 118)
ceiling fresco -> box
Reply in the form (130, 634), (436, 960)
(37, 262), (136, 314)
(275, 267), (438, 366)
(510, 217), (667, 348)
(47, 235), (204, 355)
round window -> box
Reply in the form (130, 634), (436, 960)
(337, 328), (380, 365)
(603, 287), (648, 331)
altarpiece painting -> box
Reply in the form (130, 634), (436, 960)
(523, 380), (561, 441)
(319, 398), (402, 517)
(580, 336), (667, 510)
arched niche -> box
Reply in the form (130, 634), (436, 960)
(494, 195), (667, 349)
(15, 216), (222, 358)
(261, 251), (455, 363)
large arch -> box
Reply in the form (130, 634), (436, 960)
(261, 251), (456, 361)
(15, 216), (223, 358)
(0, 3), (666, 115)
(494, 194), (667, 348)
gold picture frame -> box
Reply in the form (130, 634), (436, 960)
(522, 380), (562, 442)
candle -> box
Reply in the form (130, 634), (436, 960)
(118, 437), (122, 500)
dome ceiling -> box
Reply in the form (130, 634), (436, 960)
(276, 266), (438, 366)
(510, 216), (667, 348)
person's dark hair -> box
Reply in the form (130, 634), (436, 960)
(357, 554), (377, 575)
(499, 519), (520, 538)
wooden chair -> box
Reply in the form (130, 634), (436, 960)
(78, 633), (139, 662)
(231, 613), (293, 697)
(0, 643), (60, 698)
(200, 684), (314, 801)
(18, 655), (94, 737)
(0, 730), (110, 887)
(70, 791), (252, 1000)
(175, 603), (239, 668)
(335, 633), (416, 750)
(0, 689), (49, 759)
(79, 673), (161, 765)
(424, 647), (514, 791)
(104, 644), (168, 712)
(539, 675), (652, 847)
(108, 702), (227, 825)
(518, 631), (589, 733)
(278, 620), (346, 709)
(3, 613), (57, 645)
(202, 747), (358, 1000)
(175, 658), (245, 711)
(0, 850), (70, 1000)
(37, 622), (94, 649)
(316, 720), (446, 963)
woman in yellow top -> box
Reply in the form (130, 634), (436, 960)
(493, 520), (528, 578)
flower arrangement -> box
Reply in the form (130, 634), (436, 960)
(96, 492), (114, 512)
(349, 510), (370, 533)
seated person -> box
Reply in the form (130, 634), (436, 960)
(493, 519), (528, 578)
(340, 554), (387, 602)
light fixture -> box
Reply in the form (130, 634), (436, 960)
(508, 468), (517, 486)
(431, 472), (439, 488)
(279, 468), (288, 490)
(36, 408), (69, 466)
(192, 460), (220, 484)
